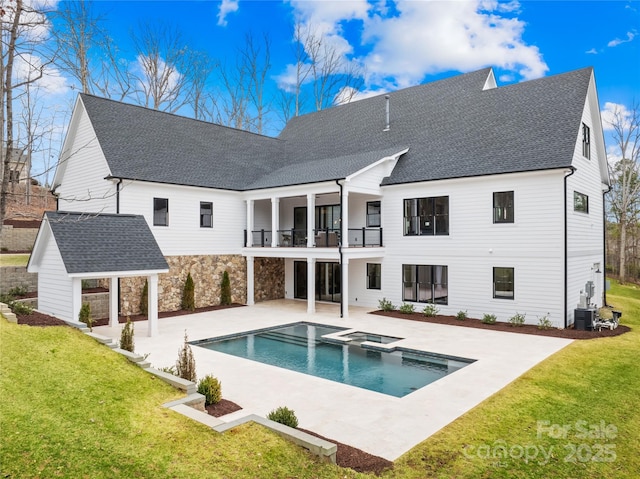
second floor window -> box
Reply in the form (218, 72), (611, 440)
(582, 123), (590, 159)
(367, 201), (381, 227)
(200, 202), (213, 227)
(403, 196), (449, 236)
(574, 191), (589, 213)
(493, 191), (514, 223)
(153, 198), (168, 226)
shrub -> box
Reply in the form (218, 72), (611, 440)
(509, 312), (526, 327)
(176, 331), (197, 382)
(538, 313), (553, 330)
(197, 375), (222, 405)
(79, 303), (93, 330)
(455, 310), (468, 321)
(378, 298), (395, 312)
(181, 272), (195, 311)
(158, 365), (178, 375)
(120, 317), (135, 352)
(481, 313), (497, 325)
(399, 303), (415, 314)
(220, 271), (231, 305)
(10, 300), (33, 315)
(423, 304), (439, 317)
(139, 279), (148, 316)
(267, 406), (298, 428)
(8, 285), (28, 297)
(0, 293), (15, 304)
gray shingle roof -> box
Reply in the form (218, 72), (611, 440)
(80, 67), (593, 190)
(45, 211), (168, 274)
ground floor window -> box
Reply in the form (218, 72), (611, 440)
(402, 264), (448, 304)
(493, 267), (514, 299)
(367, 263), (381, 289)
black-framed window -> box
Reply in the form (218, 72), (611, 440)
(493, 191), (514, 223)
(493, 267), (514, 299)
(402, 264), (448, 304)
(315, 204), (340, 231)
(366, 201), (381, 227)
(200, 202), (213, 228)
(574, 191), (589, 213)
(9, 169), (20, 183)
(582, 123), (591, 159)
(367, 263), (381, 289)
(403, 196), (449, 235)
(153, 198), (168, 226)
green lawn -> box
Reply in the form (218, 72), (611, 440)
(1, 280), (638, 478)
(0, 253), (29, 267)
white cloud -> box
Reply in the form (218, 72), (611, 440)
(14, 53), (68, 94)
(586, 48), (598, 55)
(607, 31), (636, 47)
(601, 102), (631, 131)
(217, 0), (239, 27)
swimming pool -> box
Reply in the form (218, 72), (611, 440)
(192, 322), (475, 398)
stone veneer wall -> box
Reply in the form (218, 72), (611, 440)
(254, 257), (285, 302)
(0, 266), (37, 294)
(119, 254), (247, 315)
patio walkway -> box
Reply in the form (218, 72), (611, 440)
(93, 300), (572, 461)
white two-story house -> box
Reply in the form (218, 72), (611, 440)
(30, 67), (609, 329)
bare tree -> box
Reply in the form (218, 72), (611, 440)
(606, 103), (640, 283)
(131, 22), (197, 112)
(240, 32), (271, 134)
(1, 0), (51, 230)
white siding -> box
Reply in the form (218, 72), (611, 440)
(56, 102), (116, 213)
(566, 95), (607, 324)
(348, 258), (385, 307)
(369, 170), (567, 327)
(37, 230), (74, 321)
(119, 181), (245, 256)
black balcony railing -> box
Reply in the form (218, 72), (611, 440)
(245, 227), (383, 247)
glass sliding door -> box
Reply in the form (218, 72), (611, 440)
(315, 262), (341, 303)
(294, 261), (307, 299)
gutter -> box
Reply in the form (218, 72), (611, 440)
(564, 166), (576, 328)
(335, 179), (344, 318)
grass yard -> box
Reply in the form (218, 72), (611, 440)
(0, 280), (637, 478)
(0, 253), (30, 267)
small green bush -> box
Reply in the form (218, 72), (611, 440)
(509, 312), (526, 327)
(537, 313), (553, 330)
(139, 279), (148, 316)
(120, 317), (135, 352)
(176, 331), (197, 382)
(181, 272), (195, 311)
(10, 300), (33, 315)
(0, 293), (15, 304)
(455, 310), (468, 320)
(8, 285), (28, 297)
(220, 271), (231, 305)
(79, 303), (93, 330)
(197, 375), (222, 406)
(267, 406), (298, 428)
(399, 303), (415, 314)
(158, 365), (177, 375)
(422, 304), (439, 317)
(481, 313), (497, 325)
(378, 298), (395, 311)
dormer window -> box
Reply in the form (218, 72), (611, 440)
(582, 123), (591, 159)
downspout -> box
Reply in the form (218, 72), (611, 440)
(116, 178), (122, 214)
(336, 179), (344, 318)
(602, 183), (612, 306)
(50, 184), (61, 211)
(564, 167), (576, 328)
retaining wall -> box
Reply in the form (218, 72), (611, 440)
(0, 266), (37, 294)
(0, 225), (38, 252)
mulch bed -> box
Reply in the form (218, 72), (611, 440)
(205, 399), (243, 417)
(371, 310), (630, 339)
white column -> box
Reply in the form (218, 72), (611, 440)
(341, 257), (349, 319)
(246, 200), (254, 247)
(271, 197), (279, 247)
(109, 276), (119, 328)
(341, 189), (349, 248)
(307, 257), (315, 313)
(147, 274), (159, 337)
(71, 277), (82, 324)
(307, 193), (315, 248)
(246, 256), (255, 305)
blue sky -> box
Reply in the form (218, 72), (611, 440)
(25, 1), (640, 179)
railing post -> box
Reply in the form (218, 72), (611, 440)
(244, 229), (247, 247)
(380, 227), (383, 247)
(362, 227), (366, 247)
(261, 229), (265, 247)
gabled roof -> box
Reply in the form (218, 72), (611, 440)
(77, 67), (595, 190)
(36, 212), (168, 275)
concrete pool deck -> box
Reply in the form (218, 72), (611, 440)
(93, 300), (573, 461)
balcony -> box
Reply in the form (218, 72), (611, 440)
(244, 228), (383, 248)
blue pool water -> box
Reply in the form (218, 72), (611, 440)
(193, 322), (474, 398)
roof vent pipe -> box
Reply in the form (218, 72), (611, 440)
(383, 95), (390, 131)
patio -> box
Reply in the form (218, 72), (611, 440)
(93, 300), (572, 461)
